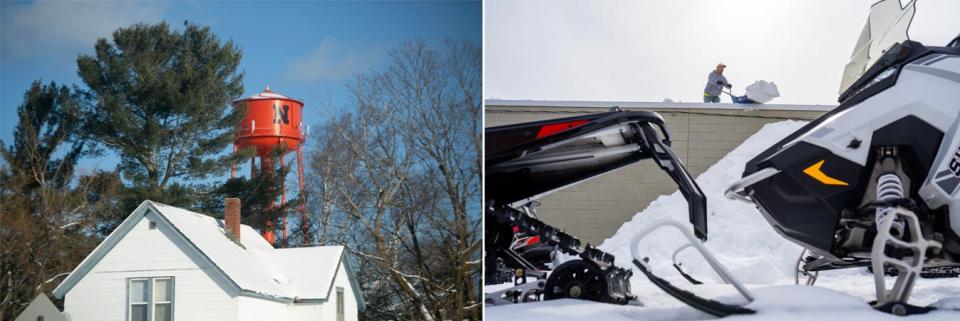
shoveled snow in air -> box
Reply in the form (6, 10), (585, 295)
(486, 120), (960, 320)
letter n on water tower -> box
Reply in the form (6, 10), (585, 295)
(274, 104), (290, 124)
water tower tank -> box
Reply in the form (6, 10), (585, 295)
(230, 86), (308, 247)
(233, 86), (304, 156)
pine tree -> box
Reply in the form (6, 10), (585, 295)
(76, 21), (246, 209)
(204, 147), (302, 247)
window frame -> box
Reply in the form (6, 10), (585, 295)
(126, 277), (175, 321)
(152, 277), (174, 321)
(336, 286), (345, 321)
(128, 278), (149, 321)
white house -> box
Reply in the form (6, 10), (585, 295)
(52, 200), (364, 321)
(14, 294), (66, 321)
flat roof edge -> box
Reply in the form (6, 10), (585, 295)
(484, 99), (836, 112)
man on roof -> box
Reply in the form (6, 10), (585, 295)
(703, 63), (732, 103)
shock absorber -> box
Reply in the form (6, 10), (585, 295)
(875, 147), (905, 238)
(869, 146), (943, 311)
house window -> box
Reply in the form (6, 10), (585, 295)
(154, 278), (173, 321)
(129, 279), (149, 321)
(128, 277), (174, 321)
(336, 287), (345, 321)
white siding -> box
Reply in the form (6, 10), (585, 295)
(290, 303), (324, 321)
(64, 212), (239, 321)
(237, 296), (289, 321)
(290, 260), (357, 321)
(321, 261), (358, 321)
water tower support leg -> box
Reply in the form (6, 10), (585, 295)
(231, 145), (238, 178)
(281, 154), (288, 245)
(297, 147), (309, 244)
(260, 156), (277, 247)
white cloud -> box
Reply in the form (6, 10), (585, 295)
(485, 0), (960, 105)
(1, 1), (168, 63)
(283, 38), (382, 82)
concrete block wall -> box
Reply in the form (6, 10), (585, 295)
(485, 101), (829, 245)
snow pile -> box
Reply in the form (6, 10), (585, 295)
(744, 80), (780, 103)
(598, 120), (807, 284)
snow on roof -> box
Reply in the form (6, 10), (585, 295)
(485, 99), (837, 111)
(234, 86), (303, 103)
(149, 202), (342, 300)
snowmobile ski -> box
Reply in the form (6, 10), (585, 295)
(632, 259), (754, 317)
(630, 219), (756, 316)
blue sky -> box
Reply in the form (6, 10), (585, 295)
(1, 0), (480, 173)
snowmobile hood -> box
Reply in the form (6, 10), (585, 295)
(745, 40), (959, 177)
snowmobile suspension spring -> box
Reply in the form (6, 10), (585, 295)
(876, 173), (904, 201)
(875, 173), (905, 237)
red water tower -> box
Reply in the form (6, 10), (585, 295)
(231, 86), (307, 246)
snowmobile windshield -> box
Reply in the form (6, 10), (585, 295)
(839, 0), (915, 95)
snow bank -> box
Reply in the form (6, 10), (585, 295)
(598, 120), (807, 284)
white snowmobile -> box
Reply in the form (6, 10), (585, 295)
(725, 0), (960, 315)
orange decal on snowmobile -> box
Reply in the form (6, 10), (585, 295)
(803, 160), (849, 186)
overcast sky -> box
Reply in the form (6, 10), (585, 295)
(485, 0), (960, 105)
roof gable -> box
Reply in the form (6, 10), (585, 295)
(14, 294), (65, 321)
(54, 201), (358, 302)
(53, 201), (170, 298)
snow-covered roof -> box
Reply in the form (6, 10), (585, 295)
(53, 201), (363, 307)
(234, 86), (303, 104)
(151, 202), (342, 300)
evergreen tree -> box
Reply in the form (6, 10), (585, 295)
(204, 147), (302, 247)
(76, 21), (246, 209)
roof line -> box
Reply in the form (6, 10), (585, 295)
(485, 99), (837, 111)
(53, 201), (156, 298)
(342, 253), (367, 311)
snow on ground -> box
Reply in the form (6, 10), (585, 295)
(486, 120), (960, 320)
(488, 286), (960, 321)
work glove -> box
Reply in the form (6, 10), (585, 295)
(715, 80), (723, 85)
(724, 83), (732, 89)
